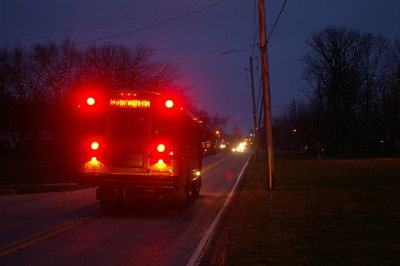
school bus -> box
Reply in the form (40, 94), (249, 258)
(76, 90), (202, 209)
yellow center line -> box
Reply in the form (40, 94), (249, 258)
(202, 154), (235, 173)
(0, 221), (87, 257)
(0, 221), (74, 251)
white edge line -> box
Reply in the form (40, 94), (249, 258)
(186, 153), (251, 266)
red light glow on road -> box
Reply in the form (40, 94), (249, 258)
(225, 172), (233, 180)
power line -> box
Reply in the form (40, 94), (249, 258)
(267, 0), (287, 42)
(272, 99), (282, 108)
(252, 0), (260, 58)
(9, 0), (227, 53)
(0, 0), (203, 38)
(256, 76), (262, 112)
(244, 70), (253, 95)
(1, 44), (257, 84)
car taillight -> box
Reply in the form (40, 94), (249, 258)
(91, 142), (99, 150)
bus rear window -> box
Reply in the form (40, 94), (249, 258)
(151, 115), (174, 138)
(113, 116), (145, 139)
(84, 114), (107, 136)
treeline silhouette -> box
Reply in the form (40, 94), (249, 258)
(272, 26), (400, 155)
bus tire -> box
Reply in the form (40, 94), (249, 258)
(191, 189), (200, 197)
(100, 199), (112, 209)
(112, 189), (125, 208)
(190, 176), (201, 197)
(190, 183), (200, 197)
(173, 187), (188, 210)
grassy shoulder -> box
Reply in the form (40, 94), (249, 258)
(202, 152), (400, 265)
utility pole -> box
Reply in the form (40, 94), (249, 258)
(258, 0), (275, 190)
(247, 57), (260, 162)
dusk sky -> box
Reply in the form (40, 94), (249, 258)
(1, 0), (400, 136)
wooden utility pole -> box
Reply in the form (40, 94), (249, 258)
(249, 57), (260, 162)
(258, 0), (275, 190)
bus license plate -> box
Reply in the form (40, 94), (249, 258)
(87, 161), (102, 170)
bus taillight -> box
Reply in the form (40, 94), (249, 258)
(91, 142), (99, 150)
(157, 144), (166, 152)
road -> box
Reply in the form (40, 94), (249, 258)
(0, 151), (250, 266)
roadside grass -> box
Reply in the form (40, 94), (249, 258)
(219, 152), (400, 265)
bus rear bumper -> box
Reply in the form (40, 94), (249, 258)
(77, 173), (182, 189)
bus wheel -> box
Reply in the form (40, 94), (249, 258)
(190, 183), (200, 197)
(100, 199), (112, 209)
(112, 198), (124, 208)
(191, 189), (200, 197)
(173, 187), (188, 210)
(112, 189), (125, 208)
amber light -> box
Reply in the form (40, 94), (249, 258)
(165, 100), (174, 108)
(158, 159), (164, 165)
(87, 97), (95, 105)
(157, 144), (166, 152)
(91, 142), (99, 150)
(119, 92), (137, 97)
(110, 99), (150, 109)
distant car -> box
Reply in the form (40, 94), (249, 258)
(232, 143), (245, 153)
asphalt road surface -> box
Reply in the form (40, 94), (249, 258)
(0, 151), (250, 266)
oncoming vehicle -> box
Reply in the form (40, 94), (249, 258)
(77, 90), (202, 209)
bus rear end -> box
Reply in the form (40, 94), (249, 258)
(77, 90), (201, 209)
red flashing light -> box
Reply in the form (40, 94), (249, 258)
(87, 97), (95, 105)
(165, 100), (174, 108)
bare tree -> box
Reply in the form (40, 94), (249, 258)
(358, 33), (389, 151)
(1, 41), (55, 157)
(378, 37), (400, 153)
(78, 42), (191, 101)
(188, 104), (229, 149)
(301, 26), (365, 153)
(43, 38), (79, 157)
